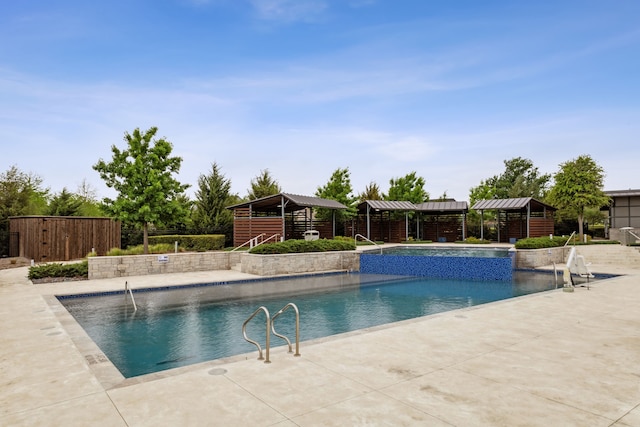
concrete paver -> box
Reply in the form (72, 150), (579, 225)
(1, 263), (639, 426)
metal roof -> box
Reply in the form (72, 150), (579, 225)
(472, 197), (555, 211)
(605, 189), (640, 198)
(414, 201), (468, 212)
(227, 193), (347, 212)
(357, 200), (417, 211)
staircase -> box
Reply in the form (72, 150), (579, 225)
(571, 244), (640, 269)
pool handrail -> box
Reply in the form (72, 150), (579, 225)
(271, 303), (301, 357)
(124, 281), (137, 312)
(242, 306), (271, 363)
(354, 234), (382, 254)
(232, 233), (281, 251)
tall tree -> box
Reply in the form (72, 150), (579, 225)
(469, 157), (550, 204)
(358, 182), (382, 201)
(247, 169), (281, 200)
(0, 165), (48, 256)
(47, 188), (83, 216)
(75, 179), (104, 216)
(315, 167), (357, 222)
(93, 127), (190, 254)
(192, 162), (237, 244)
(547, 154), (610, 241)
(385, 171), (429, 203)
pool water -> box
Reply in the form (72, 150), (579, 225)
(60, 271), (572, 378)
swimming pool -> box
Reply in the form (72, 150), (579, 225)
(59, 270), (572, 378)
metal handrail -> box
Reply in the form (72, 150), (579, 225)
(231, 233), (281, 252)
(271, 303), (301, 357)
(355, 233), (382, 254)
(242, 306), (271, 363)
(231, 233), (265, 252)
(564, 231), (576, 247)
(124, 281), (137, 311)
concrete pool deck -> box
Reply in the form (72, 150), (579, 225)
(1, 263), (639, 426)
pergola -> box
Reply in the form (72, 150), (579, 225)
(227, 193), (347, 246)
(354, 200), (468, 242)
(472, 197), (556, 242)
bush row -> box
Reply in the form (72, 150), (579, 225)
(148, 234), (226, 251)
(249, 239), (356, 254)
(28, 260), (89, 280)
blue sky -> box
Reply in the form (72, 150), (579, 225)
(1, 0), (639, 202)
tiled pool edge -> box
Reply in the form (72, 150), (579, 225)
(360, 253), (514, 281)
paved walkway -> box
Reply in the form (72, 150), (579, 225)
(1, 264), (639, 426)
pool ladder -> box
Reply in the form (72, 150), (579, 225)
(242, 303), (300, 363)
(124, 281), (137, 311)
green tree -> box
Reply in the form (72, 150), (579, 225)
(75, 179), (104, 217)
(47, 188), (83, 216)
(192, 163), (237, 244)
(469, 157), (550, 204)
(315, 167), (357, 222)
(358, 182), (382, 201)
(385, 171), (429, 203)
(547, 154), (610, 241)
(93, 127), (190, 254)
(0, 165), (48, 256)
(247, 169), (281, 200)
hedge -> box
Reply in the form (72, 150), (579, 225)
(28, 260), (89, 280)
(148, 234), (226, 251)
(249, 239), (356, 254)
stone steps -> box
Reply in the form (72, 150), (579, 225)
(573, 245), (640, 268)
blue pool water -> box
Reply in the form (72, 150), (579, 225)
(59, 270), (573, 378)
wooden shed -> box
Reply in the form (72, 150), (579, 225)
(9, 216), (121, 262)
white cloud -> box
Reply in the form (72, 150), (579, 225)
(249, 0), (327, 23)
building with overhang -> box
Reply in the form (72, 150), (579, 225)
(471, 197), (556, 243)
(227, 193), (347, 247)
(605, 189), (640, 243)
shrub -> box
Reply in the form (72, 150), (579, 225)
(28, 260), (89, 280)
(461, 237), (491, 244)
(515, 236), (568, 249)
(249, 239), (356, 254)
(149, 234), (225, 251)
(106, 243), (177, 256)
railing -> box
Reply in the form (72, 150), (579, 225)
(355, 234), (383, 254)
(271, 303), (301, 357)
(124, 281), (137, 311)
(242, 306), (271, 363)
(564, 231), (576, 247)
(232, 233), (281, 252)
(242, 303), (300, 363)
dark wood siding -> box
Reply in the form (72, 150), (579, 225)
(9, 216), (121, 261)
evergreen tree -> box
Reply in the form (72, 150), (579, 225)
(247, 169), (281, 200)
(192, 163), (237, 244)
(315, 167), (357, 222)
(47, 188), (83, 216)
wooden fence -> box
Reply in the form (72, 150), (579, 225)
(9, 216), (121, 262)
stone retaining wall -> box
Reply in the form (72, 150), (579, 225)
(515, 247), (567, 268)
(88, 252), (231, 279)
(240, 251), (359, 276)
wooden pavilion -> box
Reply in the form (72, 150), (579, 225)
(471, 197), (556, 242)
(348, 200), (468, 243)
(228, 193), (347, 247)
